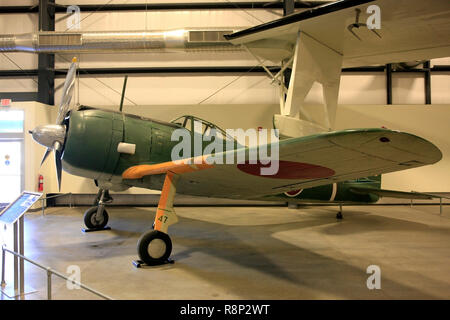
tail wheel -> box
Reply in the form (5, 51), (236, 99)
(83, 206), (109, 229)
(137, 230), (172, 265)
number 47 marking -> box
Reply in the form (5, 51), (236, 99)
(158, 215), (168, 223)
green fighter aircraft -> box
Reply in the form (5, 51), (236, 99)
(30, 0), (448, 266)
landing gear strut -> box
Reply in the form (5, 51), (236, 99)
(93, 189), (113, 205)
(134, 172), (179, 267)
(336, 204), (343, 220)
(82, 189), (112, 232)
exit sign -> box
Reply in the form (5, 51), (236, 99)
(1, 99), (12, 107)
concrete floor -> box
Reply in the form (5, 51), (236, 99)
(1, 204), (449, 300)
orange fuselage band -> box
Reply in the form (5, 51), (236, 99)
(122, 155), (213, 179)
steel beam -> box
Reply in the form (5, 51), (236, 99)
(56, 66), (282, 76)
(343, 66), (385, 72)
(37, 0), (55, 106)
(0, 65), (449, 78)
(0, 92), (38, 101)
(0, 6), (38, 14)
(432, 65), (450, 71)
(283, 0), (295, 16)
(282, 0), (295, 96)
(0, 2), (330, 14)
(424, 61), (431, 104)
(386, 63), (392, 105)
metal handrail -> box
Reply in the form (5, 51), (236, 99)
(1, 245), (113, 300)
(40, 193), (73, 215)
(41, 193), (73, 200)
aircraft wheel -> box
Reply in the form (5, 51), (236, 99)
(84, 206), (109, 229)
(137, 230), (172, 265)
(336, 212), (343, 220)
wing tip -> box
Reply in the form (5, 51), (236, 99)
(393, 130), (443, 165)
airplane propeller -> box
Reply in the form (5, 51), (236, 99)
(29, 58), (78, 191)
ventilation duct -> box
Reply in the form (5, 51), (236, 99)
(0, 29), (242, 53)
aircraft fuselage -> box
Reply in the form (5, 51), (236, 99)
(61, 107), (382, 203)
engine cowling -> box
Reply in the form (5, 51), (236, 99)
(62, 108), (123, 181)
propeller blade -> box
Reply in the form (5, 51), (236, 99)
(53, 141), (62, 191)
(40, 147), (52, 167)
(55, 149), (62, 191)
(56, 59), (77, 124)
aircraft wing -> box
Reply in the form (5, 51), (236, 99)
(349, 187), (437, 200)
(122, 128), (442, 200)
(224, 0), (450, 67)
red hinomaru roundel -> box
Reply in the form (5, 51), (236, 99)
(237, 160), (335, 179)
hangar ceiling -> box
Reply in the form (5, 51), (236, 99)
(0, 1), (449, 106)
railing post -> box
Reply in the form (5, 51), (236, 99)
(47, 268), (52, 300)
(13, 222), (18, 296)
(1, 245), (6, 288)
(19, 216), (24, 297)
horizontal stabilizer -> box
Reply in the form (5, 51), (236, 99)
(349, 187), (435, 200)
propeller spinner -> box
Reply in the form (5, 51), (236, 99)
(30, 58), (78, 191)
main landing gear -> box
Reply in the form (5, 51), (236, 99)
(134, 172), (179, 267)
(82, 189), (112, 232)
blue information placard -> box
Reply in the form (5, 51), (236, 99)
(0, 191), (42, 224)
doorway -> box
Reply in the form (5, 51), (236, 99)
(0, 110), (24, 205)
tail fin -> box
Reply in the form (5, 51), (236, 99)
(367, 175), (382, 189)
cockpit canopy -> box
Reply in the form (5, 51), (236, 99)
(170, 115), (236, 142)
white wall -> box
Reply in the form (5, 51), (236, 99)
(335, 105), (450, 192)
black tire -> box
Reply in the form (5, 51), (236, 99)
(137, 230), (172, 265)
(84, 206), (109, 229)
(336, 212), (343, 220)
